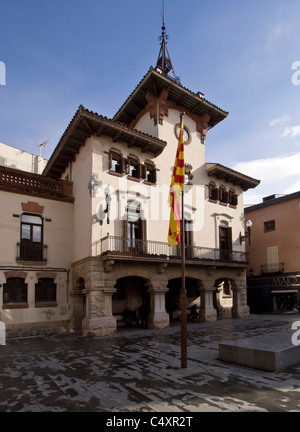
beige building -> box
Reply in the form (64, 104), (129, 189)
(0, 141), (47, 174)
(245, 192), (300, 312)
(0, 31), (260, 337)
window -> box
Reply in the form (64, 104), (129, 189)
(264, 220), (275, 233)
(109, 149), (124, 175)
(124, 201), (146, 253)
(35, 278), (56, 306)
(229, 189), (238, 207)
(219, 186), (228, 204)
(127, 155), (140, 179)
(208, 182), (218, 201)
(3, 277), (28, 307)
(20, 214), (43, 261)
(142, 161), (157, 184)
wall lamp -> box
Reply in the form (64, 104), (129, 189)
(239, 219), (252, 246)
(104, 185), (112, 224)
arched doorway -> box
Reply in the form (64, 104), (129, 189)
(166, 278), (200, 320)
(71, 277), (87, 331)
(112, 276), (150, 328)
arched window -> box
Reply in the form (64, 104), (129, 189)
(219, 186), (228, 204)
(127, 155), (141, 179)
(20, 214), (44, 261)
(208, 182), (218, 201)
(109, 149), (124, 175)
(142, 160), (157, 184)
(229, 189), (238, 206)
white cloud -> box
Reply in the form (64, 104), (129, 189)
(266, 21), (291, 51)
(281, 125), (300, 138)
(269, 115), (290, 127)
(233, 153), (300, 183)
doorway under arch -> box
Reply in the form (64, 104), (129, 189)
(166, 277), (200, 320)
(112, 276), (150, 328)
(214, 278), (233, 317)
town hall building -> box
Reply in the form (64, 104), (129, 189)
(0, 25), (260, 338)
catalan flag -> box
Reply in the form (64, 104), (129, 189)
(168, 116), (185, 246)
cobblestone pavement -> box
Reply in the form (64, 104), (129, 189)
(1, 314), (300, 412)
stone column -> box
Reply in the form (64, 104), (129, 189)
(199, 283), (217, 323)
(82, 277), (117, 337)
(231, 274), (250, 319)
(148, 281), (170, 330)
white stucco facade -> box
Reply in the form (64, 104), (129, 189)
(0, 66), (259, 338)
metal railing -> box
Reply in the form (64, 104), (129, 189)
(261, 263), (285, 274)
(93, 235), (248, 264)
(16, 243), (48, 262)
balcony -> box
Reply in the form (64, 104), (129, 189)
(261, 263), (285, 274)
(93, 235), (248, 265)
(16, 243), (47, 263)
(0, 166), (74, 203)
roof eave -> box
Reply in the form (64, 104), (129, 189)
(43, 105), (167, 178)
(206, 162), (261, 192)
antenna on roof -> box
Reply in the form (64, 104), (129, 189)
(156, 0), (178, 83)
(37, 138), (49, 157)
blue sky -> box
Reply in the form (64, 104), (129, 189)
(1, 0), (300, 204)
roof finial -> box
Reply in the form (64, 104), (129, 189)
(156, 0), (178, 83)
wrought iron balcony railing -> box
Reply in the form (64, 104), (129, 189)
(16, 243), (47, 262)
(93, 235), (248, 264)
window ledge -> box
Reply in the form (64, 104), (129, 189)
(35, 302), (57, 308)
(127, 175), (140, 182)
(16, 259), (47, 266)
(108, 170), (123, 177)
(3, 303), (29, 309)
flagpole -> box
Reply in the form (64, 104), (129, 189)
(180, 113), (187, 369)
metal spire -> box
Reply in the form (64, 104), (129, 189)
(156, 1), (178, 83)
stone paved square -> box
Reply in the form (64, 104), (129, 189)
(1, 314), (300, 412)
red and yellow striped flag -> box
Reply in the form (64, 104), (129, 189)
(168, 117), (185, 246)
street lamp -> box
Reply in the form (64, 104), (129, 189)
(239, 219), (252, 245)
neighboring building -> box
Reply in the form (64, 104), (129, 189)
(0, 142), (48, 174)
(245, 192), (300, 312)
(0, 26), (260, 338)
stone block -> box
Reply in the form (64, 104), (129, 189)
(219, 331), (300, 372)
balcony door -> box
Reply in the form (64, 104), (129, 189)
(125, 202), (146, 254)
(20, 214), (43, 261)
(219, 225), (232, 260)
